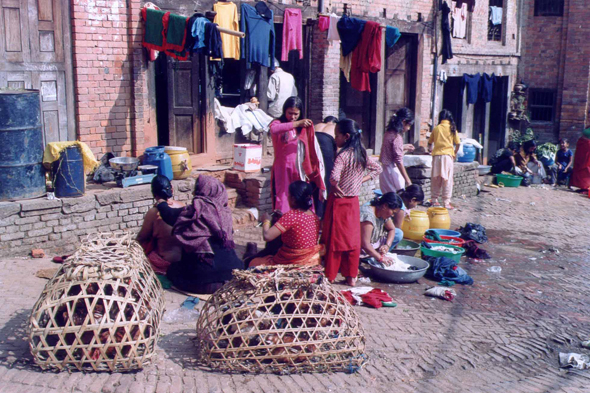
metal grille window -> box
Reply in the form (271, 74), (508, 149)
(488, 0), (503, 41)
(529, 89), (556, 122)
(534, 0), (564, 16)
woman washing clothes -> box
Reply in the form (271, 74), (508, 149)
(136, 175), (184, 275)
(360, 192), (404, 266)
(379, 108), (415, 193)
(514, 140), (544, 186)
(490, 142), (520, 175)
(156, 175), (244, 294)
(250, 181), (323, 267)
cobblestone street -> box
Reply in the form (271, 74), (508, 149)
(1, 187), (590, 392)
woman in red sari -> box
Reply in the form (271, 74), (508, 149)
(250, 181), (323, 267)
(571, 128), (590, 192)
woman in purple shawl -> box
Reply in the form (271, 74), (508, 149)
(156, 175), (244, 293)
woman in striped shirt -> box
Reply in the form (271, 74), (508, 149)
(321, 119), (382, 286)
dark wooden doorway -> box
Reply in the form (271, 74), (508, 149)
(488, 76), (509, 157)
(383, 35), (417, 143)
(339, 73), (376, 149)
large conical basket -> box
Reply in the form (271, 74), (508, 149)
(196, 266), (367, 374)
(28, 233), (165, 372)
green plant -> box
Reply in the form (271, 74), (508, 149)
(511, 128), (535, 144)
(536, 142), (558, 161)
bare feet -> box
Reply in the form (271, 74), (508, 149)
(346, 277), (357, 287)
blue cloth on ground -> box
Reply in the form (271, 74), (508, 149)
(424, 256), (474, 285)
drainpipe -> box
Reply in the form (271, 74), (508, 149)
(318, 0), (324, 14)
(431, 0), (439, 130)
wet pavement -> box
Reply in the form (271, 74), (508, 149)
(2, 194), (590, 392)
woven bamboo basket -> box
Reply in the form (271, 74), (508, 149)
(28, 232), (165, 372)
(196, 266), (367, 374)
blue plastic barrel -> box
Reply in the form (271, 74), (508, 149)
(458, 144), (477, 163)
(53, 146), (85, 197)
(143, 146), (173, 180)
(0, 90), (46, 201)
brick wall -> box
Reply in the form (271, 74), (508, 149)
(519, 0), (590, 145)
(407, 162), (479, 200)
(70, 0), (145, 158)
(0, 180), (194, 258)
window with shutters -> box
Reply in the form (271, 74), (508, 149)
(534, 0), (564, 16)
(529, 89), (556, 122)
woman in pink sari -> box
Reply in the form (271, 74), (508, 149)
(269, 96), (314, 213)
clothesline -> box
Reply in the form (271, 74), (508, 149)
(217, 26), (245, 38)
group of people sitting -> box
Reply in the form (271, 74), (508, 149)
(490, 127), (590, 191)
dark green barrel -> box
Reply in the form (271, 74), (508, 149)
(0, 90), (46, 201)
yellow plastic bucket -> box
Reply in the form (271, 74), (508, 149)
(164, 146), (192, 180)
(401, 211), (430, 241)
(427, 207), (451, 230)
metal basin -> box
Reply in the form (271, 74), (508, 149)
(109, 157), (140, 171)
(478, 165), (492, 175)
(369, 255), (429, 284)
(393, 240), (420, 257)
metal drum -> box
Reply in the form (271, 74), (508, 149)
(0, 90), (45, 201)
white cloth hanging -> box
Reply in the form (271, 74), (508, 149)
(214, 98), (235, 133)
(229, 103), (274, 136)
(490, 6), (503, 25)
(267, 68), (298, 118)
(327, 14), (340, 42)
(452, 2), (468, 39)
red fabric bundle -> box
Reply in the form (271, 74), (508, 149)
(298, 125), (327, 194)
(350, 21), (382, 92)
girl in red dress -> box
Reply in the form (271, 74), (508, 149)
(251, 181), (323, 267)
(321, 119), (382, 286)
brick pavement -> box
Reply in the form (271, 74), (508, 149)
(1, 191), (590, 392)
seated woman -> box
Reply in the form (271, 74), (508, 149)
(393, 184), (425, 231)
(136, 175), (184, 275)
(514, 140), (545, 186)
(490, 142), (519, 175)
(360, 192), (404, 265)
(156, 175), (244, 294)
(250, 181), (323, 267)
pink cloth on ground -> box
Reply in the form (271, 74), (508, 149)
(270, 120), (300, 213)
(281, 8), (303, 61)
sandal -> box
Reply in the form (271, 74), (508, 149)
(444, 204), (454, 210)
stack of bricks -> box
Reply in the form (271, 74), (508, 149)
(407, 162), (479, 200)
(225, 171), (248, 204)
(243, 176), (272, 211)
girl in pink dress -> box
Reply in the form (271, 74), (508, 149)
(269, 96), (313, 213)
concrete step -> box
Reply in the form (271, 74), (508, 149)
(231, 206), (258, 229)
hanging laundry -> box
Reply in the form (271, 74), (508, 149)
(327, 14), (341, 42)
(267, 67), (298, 118)
(214, 1), (240, 60)
(337, 15), (366, 56)
(452, 2), (468, 39)
(318, 15), (329, 32)
(191, 17), (210, 52)
(141, 4), (163, 61)
(350, 21), (382, 92)
(489, 6), (502, 25)
(461, 73), (481, 105)
(441, 1), (453, 64)
(165, 13), (189, 52)
(385, 26), (401, 48)
(141, 8), (169, 52)
(281, 8), (303, 61)
(185, 13), (199, 52)
(455, 0), (475, 12)
(230, 103), (274, 136)
(340, 51), (352, 82)
(240, 3), (275, 69)
(204, 23), (223, 59)
(480, 73), (496, 103)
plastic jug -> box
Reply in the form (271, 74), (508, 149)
(427, 207), (451, 230)
(401, 211), (430, 241)
(458, 144), (476, 163)
(143, 146), (173, 181)
(165, 146), (192, 180)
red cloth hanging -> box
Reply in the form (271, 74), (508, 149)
(350, 21), (382, 92)
(298, 125), (327, 194)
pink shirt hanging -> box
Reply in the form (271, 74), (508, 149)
(281, 8), (303, 61)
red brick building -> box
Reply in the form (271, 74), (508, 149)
(519, 0), (590, 145)
(1, 0), (524, 165)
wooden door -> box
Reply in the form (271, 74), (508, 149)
(167, 55), (203, 154)
(0, 0), (74, 144)
(384, 35), (416, 143)
(339, 74), (374, 148)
